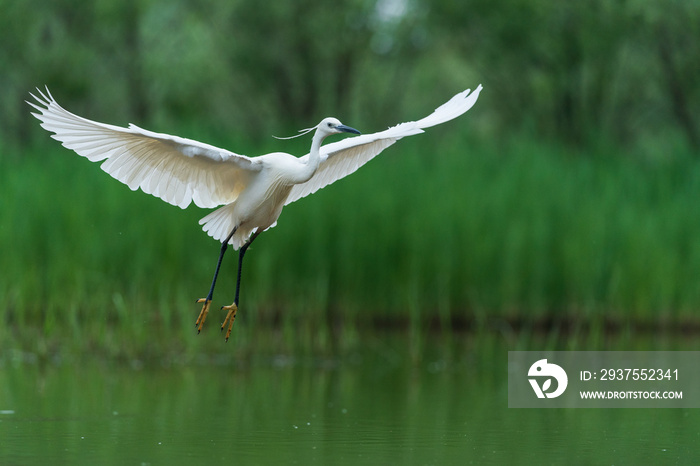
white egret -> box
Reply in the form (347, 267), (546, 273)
(28, 85), (482, 341)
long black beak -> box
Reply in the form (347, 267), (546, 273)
(337, 124), (361, 135)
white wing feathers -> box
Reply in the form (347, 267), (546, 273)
(27, 87), (261, 209)
(285, 85), (482, 205)
(29, 85), (481, 212)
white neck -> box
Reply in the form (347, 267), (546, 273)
(294, 128), (326, 184)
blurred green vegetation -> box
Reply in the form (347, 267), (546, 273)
(3, 135), (700, 358)
(1, 0), (699, 357)
(2, 0), (698, 147)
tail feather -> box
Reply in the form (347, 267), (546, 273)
(199, 204), (277, 248)
(199, 205), (249, 249)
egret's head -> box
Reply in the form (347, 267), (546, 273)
(273, 118), (360, 140)
(318, 117), (361, 136)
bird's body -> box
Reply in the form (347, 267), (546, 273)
(29, 85), (482, 340)
(200, 152), (295, 249)
(199, 125), (335, 248)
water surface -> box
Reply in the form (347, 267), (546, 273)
(1, 334), (698, 464)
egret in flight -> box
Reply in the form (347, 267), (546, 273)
(29, 85), (482, 341)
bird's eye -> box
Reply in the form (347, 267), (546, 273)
(327, 122), (333, 128)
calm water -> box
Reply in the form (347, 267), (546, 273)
(1, 334), (699, 465)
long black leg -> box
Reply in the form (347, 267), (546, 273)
(234, 230), (260, 306)
(195, 227), (237, 333)
(206, 228), (238, 302)
(221, 230), (261, 341)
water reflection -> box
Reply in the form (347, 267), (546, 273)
(1, 333), (699, 464)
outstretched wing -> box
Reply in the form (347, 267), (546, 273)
(28, 87), (262, 209)
(285, 85), (482, 205)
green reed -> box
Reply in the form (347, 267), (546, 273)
(2, 132), (700, 357)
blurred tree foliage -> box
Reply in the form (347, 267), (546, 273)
(1, 0), (698, 150)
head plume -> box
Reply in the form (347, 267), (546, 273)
(272, 125), (316, 140)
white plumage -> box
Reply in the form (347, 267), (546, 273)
(28, 85), (482, 339)
(29, 85), (481, 248)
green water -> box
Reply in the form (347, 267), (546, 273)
(1, 334), (699, 465)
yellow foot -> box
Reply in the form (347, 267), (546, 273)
(195, 298), (211, 333)
(221, 303), (238, 342)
